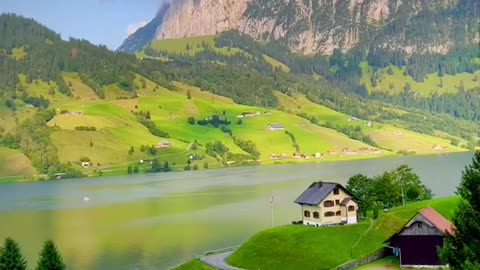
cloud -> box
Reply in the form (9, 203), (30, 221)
(127, 21), (148, 36)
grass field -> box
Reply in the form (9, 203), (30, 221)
(145, 36), (291, 73)
(227, 197), (458, 270)
(360, 62), (480, 96)
(172, 259), (216, 270)
(147, 35), (247, 57)
(0, 147), (36, 177)
(274, 91), (462, 155)
(0, 68), (471, 180)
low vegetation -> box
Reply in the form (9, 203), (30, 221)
(172, 259), (216, 270)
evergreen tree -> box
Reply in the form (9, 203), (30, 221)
(35, 240), (65, 270)
(0, 238), (27, 270)
(440, 151), (480, 269)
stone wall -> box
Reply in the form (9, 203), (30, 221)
(336, 248), (386, 270)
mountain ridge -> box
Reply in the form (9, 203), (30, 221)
(122, 0), (479, 55)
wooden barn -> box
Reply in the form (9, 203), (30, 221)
(387, 207), (454, 268)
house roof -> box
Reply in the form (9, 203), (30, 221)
(417, 207), (454, 234)
(268, 124), (284, 128)
(294, 182), (344, 205)
(386, 207), (455, 243)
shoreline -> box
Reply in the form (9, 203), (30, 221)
(0, 149), (471, 184)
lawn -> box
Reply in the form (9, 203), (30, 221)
(228, 222), (371, 270)
(172, 259), (216, 270)
(228, 197), (459, 270)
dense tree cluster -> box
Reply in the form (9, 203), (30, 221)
(346, 165), (433, 217)
(440, 151), (480, 269)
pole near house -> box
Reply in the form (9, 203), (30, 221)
(269, 194), (275, 227)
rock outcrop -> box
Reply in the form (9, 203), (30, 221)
(122, 0), (479, 55)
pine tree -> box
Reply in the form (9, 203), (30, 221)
(35, 240), (65, 270)
(440, 151), (480, 269)
(0, 238), (27, 270)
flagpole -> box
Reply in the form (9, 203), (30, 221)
(270, 194), (275, 227)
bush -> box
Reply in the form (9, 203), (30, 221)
(75, 126), (96, 131)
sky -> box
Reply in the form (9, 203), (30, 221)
(0, 0), (163, 50)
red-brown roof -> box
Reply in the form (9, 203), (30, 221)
(419, 207), (454, 234)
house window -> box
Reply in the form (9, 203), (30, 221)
(304, 210), (311, 218)
(324, 211), (335, 217)
(333, 188), (339, 195)
(336, 211), (341, 216)
(335, 200), (340, 205)
(348, 206), (355, 212)
(418, 222), (423, 228)
(323, 200), (334, 207)
(313, 212), (319, 219)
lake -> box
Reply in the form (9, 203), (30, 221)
(0, 152), (472, 270)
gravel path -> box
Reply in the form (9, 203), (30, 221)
(200, 251), (244, 270)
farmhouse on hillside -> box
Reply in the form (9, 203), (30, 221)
(267, 124), (285, 131)
(294, 182), (358, 226)
(156, 141), (171, 149)
(387, 207), (454, 268)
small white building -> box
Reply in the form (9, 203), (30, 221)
(81, 162), (91, 169)
(267, 124), (285, 131)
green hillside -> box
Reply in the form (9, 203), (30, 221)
(0, 14), (477, 181)
(360, 62), (480, 96)
(227, 197), (458, 270)
(0, 147), (36, 178)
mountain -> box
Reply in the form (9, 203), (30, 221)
(1, 13), (477, 181)
(124, 0), (479, 55)
(117, 3), (171, 53)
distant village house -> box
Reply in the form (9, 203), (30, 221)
(156, 141), (171, 149)
(81, 162), (90, 169)
(237, 112), (260, 118)
(267, 124), (285, 131)
(387, 207), (454, 268)
(294, 182), (358, 226)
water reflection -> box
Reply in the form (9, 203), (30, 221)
(0, 152), (472, 269)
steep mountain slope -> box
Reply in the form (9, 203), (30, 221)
(117, 3), (171, 53)
(125, 0), (479, 55)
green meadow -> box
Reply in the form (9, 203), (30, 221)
(227, 197), (458, 270)
(360, 62), (480, 96)
(1, 70), (468, 179)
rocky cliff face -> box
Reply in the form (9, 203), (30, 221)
(117, 3), (170, 53)
(126, 0), (479, 55)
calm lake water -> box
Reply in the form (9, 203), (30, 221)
(0, 152), (473, 270)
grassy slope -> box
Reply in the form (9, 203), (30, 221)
(0, 147), (36, 177)
(274, 91), (465, 155)
(172, 259), (216, 270)
(228, 197), (458, 270)
(46, 74), (208, 171)
(146, 35), (290, 72)
(360, 62), (480, 96)
(148, 35), (246, 57)
(0, 69), (468, 178)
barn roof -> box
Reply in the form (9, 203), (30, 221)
(417, 207), (454, 234)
